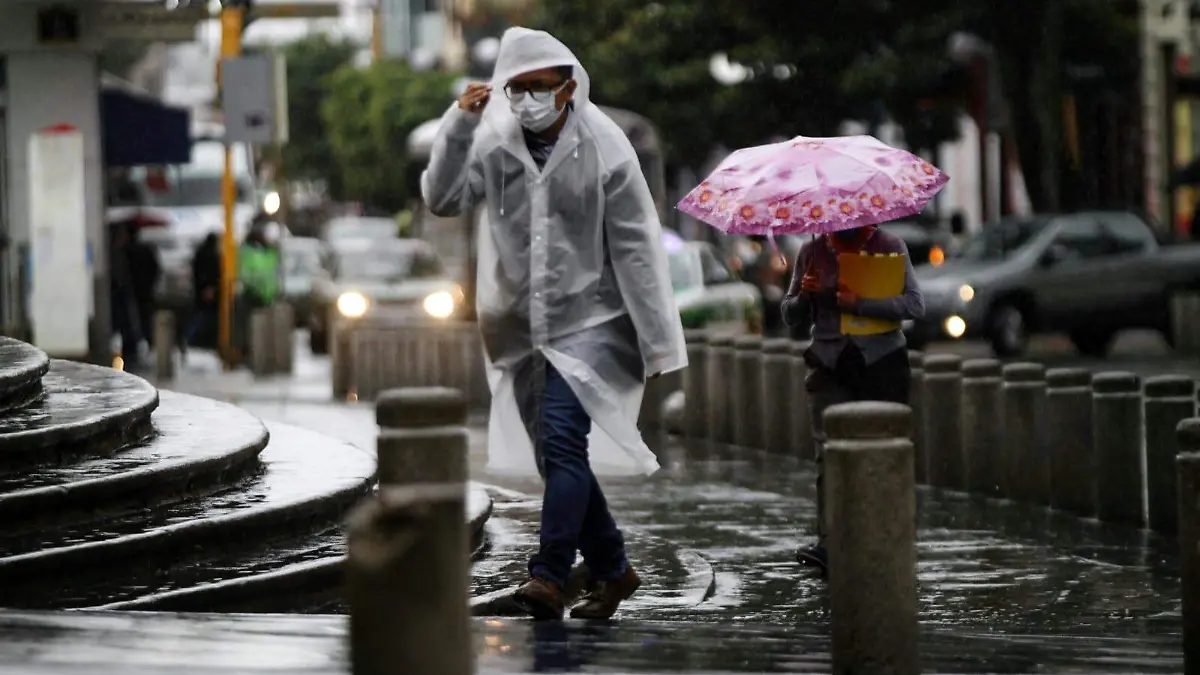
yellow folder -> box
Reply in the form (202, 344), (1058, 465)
(838, 252), (906, 336)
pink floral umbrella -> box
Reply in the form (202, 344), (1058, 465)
(677, 135), (949, 237)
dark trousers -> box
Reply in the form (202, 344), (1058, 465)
(806, 344), (910, 544)
(527, 363), (630, 588)
(111, 288), (143, 364)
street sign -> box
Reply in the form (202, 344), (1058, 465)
(97, 2), (207, 42)
(222, 54), (289, 145)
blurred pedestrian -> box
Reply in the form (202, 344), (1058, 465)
(109, 222), (144, 368)
(422, 26), (686, 620)
(781, 224), (925, 576)
(186, 232), (221, 349)
(127, 224), (161, 351)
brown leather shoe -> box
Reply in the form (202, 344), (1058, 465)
(512, 577), (564, 620)
(569, 566), (641, 619)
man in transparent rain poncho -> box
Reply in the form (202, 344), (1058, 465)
(421, 27), (687, 620)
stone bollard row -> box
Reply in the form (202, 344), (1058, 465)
(762, 339), (793, 455)
(1144, 376), (1196, 534)
(154, 309), (176, 381)
(907, 351), (926, 483)
(1178, 423), (1200, 674)
(824, 401), (919, 675)
(732, 336), (764, 449)
(347, 386), (471, 675)
(1045, 368), (1094, 517)
(706, 335), (735, 444)
(789, 340), (813, 462)
(922, 354), (963, 490)
(1093, 372), (1145, 527)
(961, 359), (1003, 496)
(682, 331), (709, 439)
(1002, 363), (1048, 505)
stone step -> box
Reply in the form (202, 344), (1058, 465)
(0, 391), (269, 523)
(0, 337), (49, 412)
(84, 484), (496, 613)
(0, 421), (375, 604)
(0, 360), (158, 472)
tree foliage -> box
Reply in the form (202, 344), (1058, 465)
(533, 0), (1138, 211)
(321, 60), (458, 213)
(273, 35), (358, 195)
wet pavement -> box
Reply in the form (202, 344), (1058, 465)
(18, 334), (1184, 673)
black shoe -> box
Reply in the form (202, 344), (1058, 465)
(795, 545), (828, 576)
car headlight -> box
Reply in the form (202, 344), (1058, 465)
(958, 284), (975, 303)
(423, 290), (456, 319)
(337, 291), (369, 318)
(263, 191), (281, 215)
(944, 315), (967, 338)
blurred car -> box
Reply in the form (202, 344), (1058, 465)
(728, 236), (800, 336)
(910, 210), (1200, 356)
(666, 235), (763, 335)
(320, 216), (399, 244)
(281, 236), (330, 328)
(878, 221), (956, 268)
(308, 238), (463, 354)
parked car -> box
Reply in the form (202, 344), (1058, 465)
(281, 236), (330, 328)
(319, 216), (399, 244)
(910, 211), (1200, 356)
(308, 238), (463, 354)
(667, 235), (763, 335)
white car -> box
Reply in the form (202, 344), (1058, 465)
(665, 235), (763, 335)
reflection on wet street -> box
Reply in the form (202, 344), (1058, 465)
(468, 432), (1183, 672)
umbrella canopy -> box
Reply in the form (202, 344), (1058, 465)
(678, 135), (948, 237)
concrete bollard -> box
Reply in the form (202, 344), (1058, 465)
(762, 339), (794, 455)
(706, 335), (736, 444)
(271, 303), (295, 375)
(1093, 372), (1145, 526)
(908, 351), (926, 484)
(732, 335), (764, 449)
(154, 310), (175, 381)
(347, 483), (471, 675)
(1172, 292), (1200, 355)
(682, 331), (710, 439)
(375, 387), (469, 487)
(790, 340), (814, 461)
(824, 401), (919, 675)
(1177, 428), (1200, 674)
(1144, 376), (1196, 534)
(1046, 368), (1095, 516)
(961, 359), (1004, 497)
(1002, 363), (1048, 505)
(249, 308), (274, 378)
(923, 354), (963, 490)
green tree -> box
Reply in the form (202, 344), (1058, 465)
(273, 35), (358, 196)
(322, 60), (458, 213)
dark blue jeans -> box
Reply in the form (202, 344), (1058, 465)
(528, 364), (630, 589)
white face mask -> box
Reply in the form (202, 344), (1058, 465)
(509, 86), (567, 132)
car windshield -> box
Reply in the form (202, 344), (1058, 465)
(324, 218), (396, 242)
(957, 217), (1048, 261)
(335, 247), (443, 282)
(137, 174), (255, 208)
(283, 244), (322, 276)
(668, 249), (700, 291)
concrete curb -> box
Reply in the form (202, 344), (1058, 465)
(0, 361), (159, 471)
(0, 391), (269, 522)
(0, 337), (49, 413)
(0, 421), (375, 583)
(86, 484), (496, 613)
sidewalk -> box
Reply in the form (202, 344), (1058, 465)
(147, 345), (1186, 674)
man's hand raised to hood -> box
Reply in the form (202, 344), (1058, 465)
(458, 83), (492, 114)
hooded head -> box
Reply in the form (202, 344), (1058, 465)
(486, 27), (591, 134)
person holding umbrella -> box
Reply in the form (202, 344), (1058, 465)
(782, 224), (925, 575)
(677, 136), (945, 577)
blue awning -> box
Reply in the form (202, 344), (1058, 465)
(100, 83), (190, 168)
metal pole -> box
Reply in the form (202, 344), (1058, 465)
(218, 6), (244, 368)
